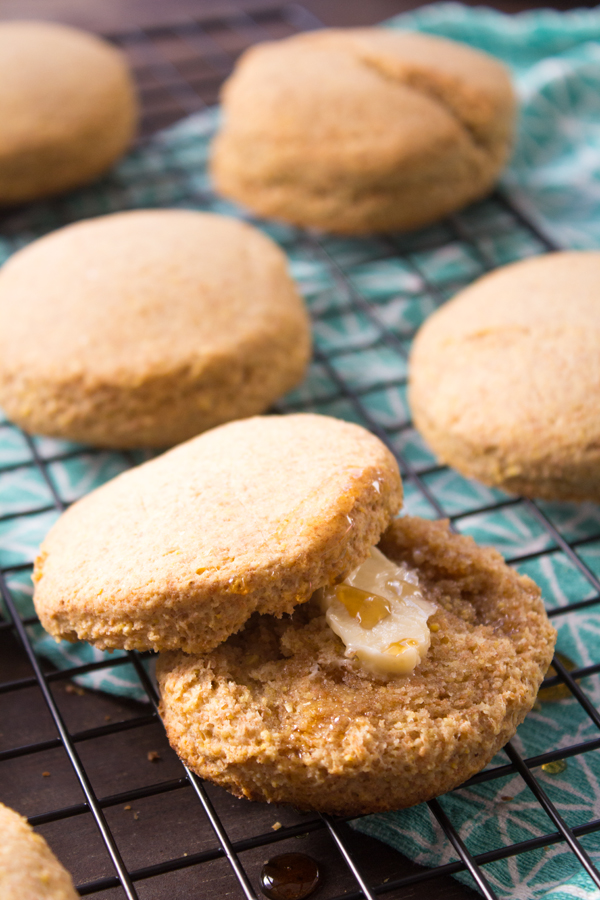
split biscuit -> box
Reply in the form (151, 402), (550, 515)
(0, 209), (310, 447)
(409, 251), (600, 501)
(158, 516), (555, 815)
(0, 802), (78, 900)
(211, 28), (515, 234)
(33, 414), (402, 653)
(0, 21), (137, 204)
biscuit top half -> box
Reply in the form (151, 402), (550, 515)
(33, 414), (402, 654)
(409, 251), (600, 495)
(214, 28), (514, 182)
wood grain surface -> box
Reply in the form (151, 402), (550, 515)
(0, 0), (595, 31)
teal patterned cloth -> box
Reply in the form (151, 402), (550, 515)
(1, 4), (600, 899)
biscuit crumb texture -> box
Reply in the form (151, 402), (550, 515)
(0, 802), (78, 900)
(0, 21), (137, 205)
(0, 209), (310, 447)
(158, 517), (555, 815)
(409, 251), (600, 501)
(33, 414), (402, 653)
(211, 29), (515, 234)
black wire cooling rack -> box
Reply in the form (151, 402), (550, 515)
(1, 4), (600, 899)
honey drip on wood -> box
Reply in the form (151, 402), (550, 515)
(260, 852), (321, 900)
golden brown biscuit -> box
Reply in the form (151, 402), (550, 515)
(409, 251), (600, 501)
(211, 28), (515, 234)
(0, 21), (137, 204)
(0, 209), (310, 448)
(0, 802), (78, 900)
(33, 414), (402, 653)
(158, 516), (555, 815)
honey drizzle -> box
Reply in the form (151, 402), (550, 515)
(385, 638), (418, 656)
(335, 584), (391, 630)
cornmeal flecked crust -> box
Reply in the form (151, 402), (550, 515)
(0, 209), (310, 448)
(158, 516), (555, 815)
(409, 252), (600, 502)
(211, 29), (515, 234)
(0, 21), (137, 205)
(33, 414), (402, 653)
(0, 802), (78, 900)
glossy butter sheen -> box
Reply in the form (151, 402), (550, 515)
(321, 545), (435, 675)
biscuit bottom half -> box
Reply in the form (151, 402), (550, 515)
(157, 516), (555, 816)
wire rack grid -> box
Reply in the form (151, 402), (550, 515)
(1, 4), (600, 900)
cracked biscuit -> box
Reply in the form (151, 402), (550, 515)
(158, 516), (555, 815)
(33, 414), (402, 654)
(0, 802), (78, 900)
(0, 21), (137, 205)
(0, 209), (310, 448)
(211, 28), (515, 234)
(409, 251), (600, 501)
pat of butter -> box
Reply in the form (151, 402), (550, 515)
(321, 546), (435, 676)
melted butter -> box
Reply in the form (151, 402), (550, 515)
(321, 546), (435, 676)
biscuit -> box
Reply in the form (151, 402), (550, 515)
(0, 21), (137, 205)
(157, 516), (555, 815)
(33, 414), (402, 654)
(0, 209), (310, 448)
(211, 28), (515, 234)
(0, 802), (78, 900)
(409, 251), (600, 501)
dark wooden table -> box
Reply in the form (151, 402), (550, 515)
(0, 2), (579, 899)
(0, 0), (595, 30)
